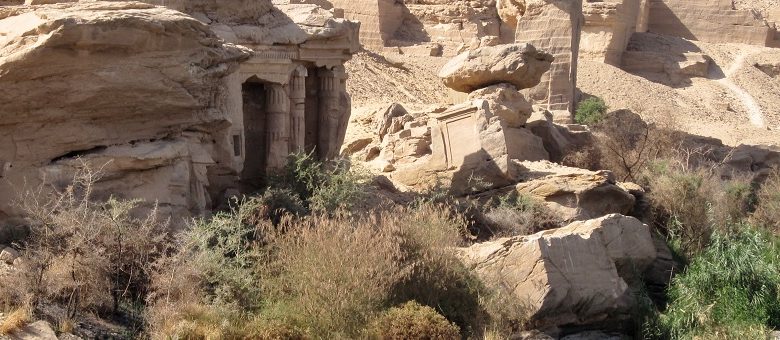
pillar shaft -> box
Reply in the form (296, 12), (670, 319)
(290, 68), (307, 153)
(318, 68), (342, 160)
(266, 83), (290, 171)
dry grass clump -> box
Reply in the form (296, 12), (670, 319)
(0, 307), (31, 335)
(365, 301), (460, 340)
(483, 192), (562, 237)
(642, 160), (755, 257)
(751, 170), (780, 233)
(0, 164), (169, 322)
(145, 201), (489, 339)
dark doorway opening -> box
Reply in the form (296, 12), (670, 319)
(241, 77), (268, 191)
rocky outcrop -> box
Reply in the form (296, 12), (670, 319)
(439, 44), (554, 93)
(513, 161), (636, 221)
(0, 320), (57, 340)
(621, 33), (713, 85)
(0, 1), (359, 227)
(0, 2), (250, 223)
(459, 214), (657, 331)
(526, 110), (592, 161)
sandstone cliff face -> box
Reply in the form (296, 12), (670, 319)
(648, 0), (777, 46)
(515, 0), (583, 117)
(0, 2), (251, 224)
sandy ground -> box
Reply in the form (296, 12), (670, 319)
(346, 51), (452, 108)
(579, 35), (780, 147)
(346, 36), (780, 149)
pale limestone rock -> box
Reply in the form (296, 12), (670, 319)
(3, 320), (57, 340)
(459, 214), (657, 329)
(468, 84), (533, 128)
(581, 0), (647, 66)
(622, 35), (713, 85)
(0, 247), (19, 264)
(439, 43), (554, 93)
(514, 161), (636, 221)
(526, 110), (592, 162)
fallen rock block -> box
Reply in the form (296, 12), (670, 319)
(4, 320), (57, 340)
(459, 214), (657, 330)
(513, 161), (636, 221)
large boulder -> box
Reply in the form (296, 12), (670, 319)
(439, 43), (554, 93)
(459, 214), (657, 330)
(513, 161), (636, 221)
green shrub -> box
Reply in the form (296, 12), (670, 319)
(656, 226), (780, 339)
(267, 152), (368, 215)
(366, 301), (460, 340)
(575, 97), (608, 125)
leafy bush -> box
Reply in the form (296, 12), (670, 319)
(655, 226), (780, 339)
(266, 152), (368, 215)
(366, 301), (460, 340)
(575, 96), (608, 125)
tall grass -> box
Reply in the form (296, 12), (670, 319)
(652, 226), (780, 339)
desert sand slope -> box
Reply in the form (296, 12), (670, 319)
(578, 36), (780, 147)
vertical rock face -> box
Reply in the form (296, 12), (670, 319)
(0, 1), (359, 229)
(581, 0), (647, 66)
(647, 0), (776, 46)
(515, 0), (584, 117)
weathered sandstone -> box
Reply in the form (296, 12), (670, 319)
(513, 161), (636, 221)
(648, 0), (777, 46)
(515, 0), (584, 116)
(459, 214), (657, 329)
(439, 44), (554, 93)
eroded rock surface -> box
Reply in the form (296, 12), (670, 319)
(459, 214), (657, 330)
(513, 161), (636, 221)
(0, 0), (358, 227)
(439, 44), (554, 93)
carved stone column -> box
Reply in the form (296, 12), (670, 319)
(290, 66), (307, 153)
(317, 67), (346, 160)
(266, 83), (290, 171)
